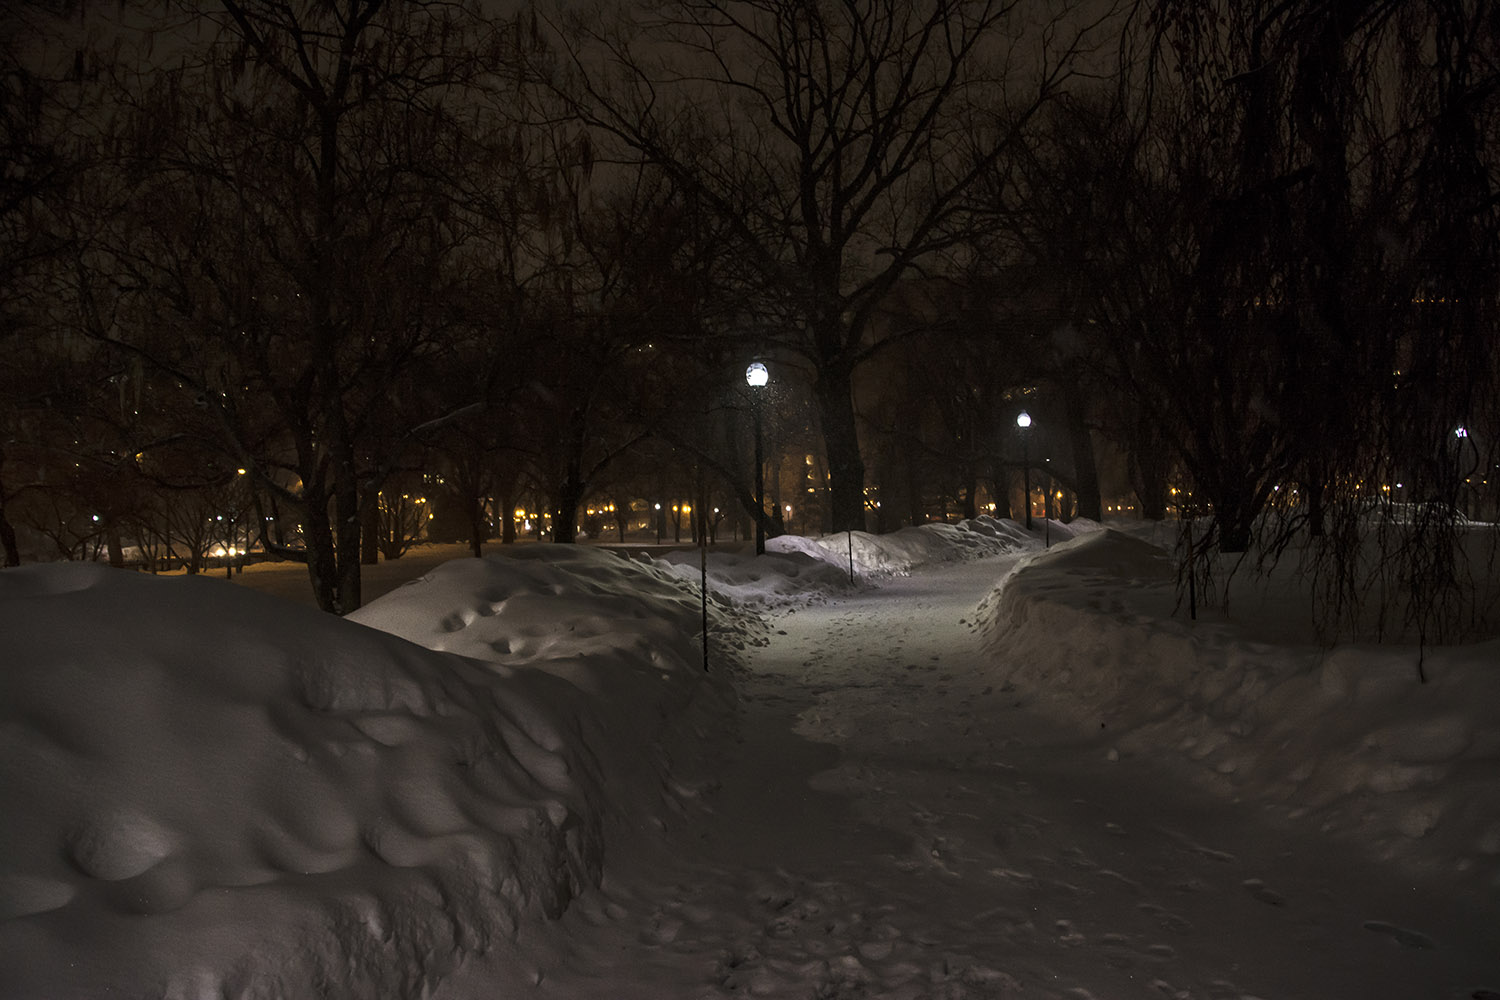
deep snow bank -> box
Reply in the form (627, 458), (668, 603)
(655, 517), (1045, 609)
(348, 546), (741, 812)
(0, 550), (736, 999)
(982, 529), (1500, 886)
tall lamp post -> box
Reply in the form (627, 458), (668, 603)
(747, 362), (769, 554)
(1016, 410), (1032, 530)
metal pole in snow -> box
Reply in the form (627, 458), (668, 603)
(847, 528), (854, 584)
(1184, 505), (1197, 621)
(699, 469), (710, 672)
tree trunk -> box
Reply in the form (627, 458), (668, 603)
(1062, 383), (1103, 521)
(552, 481), (583, 544)
(105, 516), (125, 569)
(905, 451), (924, 526)
(302, 486), (341, 614)
(500, 491), (517, 544)
(1207, 475), (1264, 553)
(0, 450), (16, 566)
(1130, 416), (1170, 521)
(0, 507), (19, 566)
(334, 487), (362, 612)
(814, 369), (866, 532)
(360, 495), (380, 565)
(1304, 467), (1326, 538)
(990, 458), (1012, 520)
(468, 493), (486, 557)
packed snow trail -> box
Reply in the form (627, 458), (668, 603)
(442, 554), (1499, 1000)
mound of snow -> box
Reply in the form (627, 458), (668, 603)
(650, 517), (1050, 611)
(658, 543), (857, 610)
(805, 518), (1038, 577)
(0, 551), (736, 999)
(982, 529), (1500, 883)
(350, 546), (739, 808)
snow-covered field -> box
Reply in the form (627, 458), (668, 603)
(1, 517), (1496, 998)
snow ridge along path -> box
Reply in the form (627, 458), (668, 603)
(445, 552), (1498, 1000)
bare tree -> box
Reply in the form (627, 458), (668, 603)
(558, 0), (1116, 531)
(65, 1), (521, 611)
(1016, 0), (1498, 642)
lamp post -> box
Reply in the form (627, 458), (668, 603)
(1016, 410), (1032, 530)
(747, 362), (769, 554)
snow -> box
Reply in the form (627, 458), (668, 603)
(2, 518), (1497, 998)
(982, 528), (1500, 882)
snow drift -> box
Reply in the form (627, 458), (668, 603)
(982, 527), (1500, 887)
(653, 517), (1043, 609)
(6, 515), (1497, 997)
(0, 550), (735, 999)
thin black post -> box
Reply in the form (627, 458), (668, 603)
(699, 475), (710, 672)
(1044, 478), (1051, 548)
(753, 394), (766, 555)
(1022, 436), (1032, 530)
(847, 528), (854, 584)
(1183, 504), (1197, 621)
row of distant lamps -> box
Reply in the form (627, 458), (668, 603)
(749, 362), (1043, 546)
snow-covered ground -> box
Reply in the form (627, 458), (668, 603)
(1, 518), (1497, 998)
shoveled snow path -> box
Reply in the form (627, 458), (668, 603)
(443, 554), (1499, 1000)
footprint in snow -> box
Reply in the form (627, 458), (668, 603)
(1191, 843), (1236, 864)
(1054, 918), (1087, 946)
(1241, 878), (1286, 907)
(1158, 829), (1237, 864)
(1362, 919), (1435, 950)
(1137, 902), (1193, 932)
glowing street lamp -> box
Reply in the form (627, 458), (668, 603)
(1016, 410), (1033, 530)
(747, 362), (769, 554)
